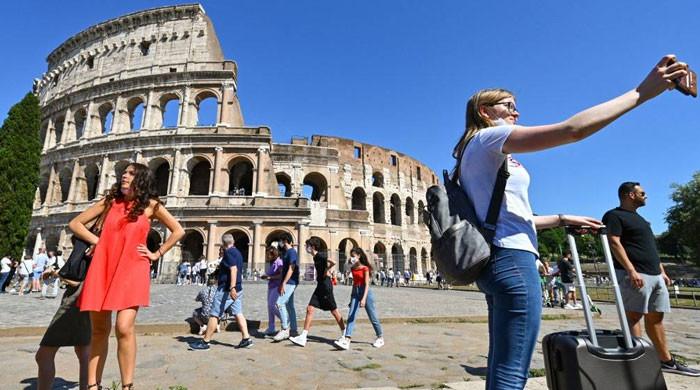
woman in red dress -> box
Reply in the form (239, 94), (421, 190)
(69, 163), (184, 390)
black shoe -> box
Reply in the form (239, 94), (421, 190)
(236, 338), (254, 349)
(661, 358), (700, 377)
(188, 340), (211, 351)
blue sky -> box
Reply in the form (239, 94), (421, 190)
(1, 1), (698, 233)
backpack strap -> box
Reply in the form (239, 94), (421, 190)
(482, 158), (510, 243)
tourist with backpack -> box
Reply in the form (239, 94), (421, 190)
(446, 55), (686, 389)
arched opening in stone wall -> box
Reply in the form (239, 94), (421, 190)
(337, 238), (358, 273)
(372, 172), (384, 188)
(54, 116), (65, 145)
(302, 173), (328, 201)
(373, 192), (385, 224)
(351, 187), (366, 210)
(417, 200), (425, 225)
(59, 167), (72, 203)
(74, 109), (87, 140)
(188, 158), (211, 196)
(421, 248), (429, 272)
(85, 164), (100, 200)
(405, 197), (415, 225)
(160, 94), (180, 128)
(224, 229), (250, 269)
(391, 244), (405, 272)
(149, 158), (170, 197)
(195, 92), (218, 127)
(45, 235), (59, 253)
(128, 98), (145, 131)
(276, 173), (292, 197)
(98, 103), (114, 134)
(147, 229), (163, 277)
(39, 173), (50, 205)
(373, 242), (387, 270)
(265, 229), (294, 248)
(409, 247), (418, 274)
(228, 159), (253, 196)
(181, 230), (204, 263)
(390, 193), (402, 226)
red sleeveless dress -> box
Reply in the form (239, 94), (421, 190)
(78, 200), (151, 311)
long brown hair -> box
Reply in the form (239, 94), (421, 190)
(105, 162), (160, 221)
(350, 247), (372, 272)
(452, 88), (514, 161)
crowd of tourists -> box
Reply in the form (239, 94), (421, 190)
(1, 248), (65, 298)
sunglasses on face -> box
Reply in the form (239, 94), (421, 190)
(488, 101), (518, 113)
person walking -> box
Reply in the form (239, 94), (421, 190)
(0, 255), (12, 293)
(188, 233), (253, 350)
(452, 55), (687, 389)
(334, 248), (384, 350)
(33, 248), (49, 293)
(557, 252), (581, 309)
(70, 163), (184, 390)
(272, 234), (299, 341)
(603, 182), (700, 376)
(18, 255), (34, 295)
(197, 257), (207, 286)
(289, 237), (345, 347)
(260, 246), (283, 336)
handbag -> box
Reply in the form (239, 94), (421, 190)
(58, 202), (111, 287)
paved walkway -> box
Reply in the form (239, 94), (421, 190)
(1, 284), (699, 389)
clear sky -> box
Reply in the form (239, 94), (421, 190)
(1, 1), (698, 233)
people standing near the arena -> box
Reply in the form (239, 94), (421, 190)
(387, 268), (394, 287)
(272, 234), (299, 341)
(558, 252), (581, 309)
(18, 255), (34, 295)
(177, 261), (188, 286)
(41, 251), (64, 299)
(33, 248), (48, 293)
(603, 182), (700, 376)
(334, 248), (384, 350)
(261, 246), (283, 336)
(192, 260), (201, 285)
(289, 237), (345, 347)
(452, 55), (686, 388)
(188, 233), (253, 350)
(0, 255), (12, 293)
(198, 257), (207, 285)
(192, 275), (218, 335)
(70, 163), (184, 390)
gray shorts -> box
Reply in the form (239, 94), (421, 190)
(616, 270), (671, 314)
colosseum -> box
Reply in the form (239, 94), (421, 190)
(29, 4), (438, 282)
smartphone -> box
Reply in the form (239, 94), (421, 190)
(669, 58), (697, 97)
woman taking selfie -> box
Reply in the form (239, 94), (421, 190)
(454, 55), (687, 389)
(70, 163), (184, 390)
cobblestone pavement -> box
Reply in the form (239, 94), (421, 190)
(1, 283), (699, 389)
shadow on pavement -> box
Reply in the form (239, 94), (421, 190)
(20, 377), (78, 390)
(461, 364), (488, 376)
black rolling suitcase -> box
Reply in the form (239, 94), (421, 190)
(542, 226), (667, 390)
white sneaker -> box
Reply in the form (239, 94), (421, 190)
(564, 303), (576, 310)
(198, 324), (208, 335)
(372, 337), (384, 348)
(272, 328), (290, 342)
(216, 324), (221, 333)
(574, 303), (583, 310)
(290, 333), (307, 347)
(334, 336), (350, 350)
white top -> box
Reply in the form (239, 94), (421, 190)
(1, 257), (11, 273)
(460, 125), (538, 255)
(19, 259), (34, 276)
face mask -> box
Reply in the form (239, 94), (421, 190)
(348, 256), (358, 266)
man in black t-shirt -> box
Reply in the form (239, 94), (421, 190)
(603, 182), (698, 376)
(557, 251), (580, 309)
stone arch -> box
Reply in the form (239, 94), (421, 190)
(351, 187), (366, 211)
(73, 108), (87, 140)
(227, 157), (254, 196)
(417, 200), (425, 225)
(181, 230), (205, 262)
(390, 193), (402, 226)
(372, 172), (384, 188)
(194, 90), (220, 127)
(373, 192), (385, 224)
(373, 241), (387, 270)
(409, 247), (418, 274)
(337, 237), (359, 273)
(405, 197), (415, 224)
(59, 167), (72, 203)
(224, 228), (250, 267)
(187, 156), (212, 196)
(265, 229), (295, 247)
(127, 97), (146, 131)
(98, 103), (114, 134)
(391, 243), (405, 272)
(276, 172), (292, 197)
(85, 163), (100, 200)
(39, 172), (50, 205)
(148, 158), (170, 197)
(421, 247), (429, 272)
(302, 172), (328, 201)
(159, 93), (181, 128)
(54, 116), (65, 145)
(45, 235), (60, 253)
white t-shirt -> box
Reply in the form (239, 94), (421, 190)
(460, 125), (538, 255)
(1, 257), (11, 273)
(19, 259), (34, 276)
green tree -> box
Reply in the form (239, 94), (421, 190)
(665, 172), (700, 266)
(0, 93), (42, 259)
(537, 228), (566, 258)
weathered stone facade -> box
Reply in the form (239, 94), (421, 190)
(29, 4), (437, 282)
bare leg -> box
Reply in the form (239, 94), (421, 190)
(202, 316), (219, 342)
(114, 307), (138, 387)
(235, 313), (250, 339)
(644, 312), (672, 361)
(625, 311), (644, 338)
(75, 345), (90, 390)
(88, 311), (112, 386)
(330, 308), (345, 332)
(302, 305), (315, 331)
(35, 345), (59, 390)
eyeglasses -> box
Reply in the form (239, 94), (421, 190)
(488, 102), (518, 113)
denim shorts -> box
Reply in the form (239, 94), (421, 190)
(210, 287), (244, 318)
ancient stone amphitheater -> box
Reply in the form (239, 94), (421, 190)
(30, 4), (437, 281)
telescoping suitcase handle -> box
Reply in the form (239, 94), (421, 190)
(564, 226), (634, 350)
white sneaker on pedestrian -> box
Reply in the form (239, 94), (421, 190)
(272, 328), (290, 342)
(334, 336), (350, 350)
(290, 333), (307, 347)
(574, 303), (583, 310)
(198, 324), (208, 335)
(564, 303), (576, 310)
(372, 337), (385, 348)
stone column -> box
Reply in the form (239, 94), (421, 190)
(46, 165), (58, 206)
(212, 146), (224, 195)
(296, 220), (309, 266)
(46, 118), (56, 149)
(219, 81), (243, 126)
(134, 149), (144, 164)
(252, 221), (263, 273)
(255, 146), (268, 196)
(206, 221), (218, 261)
(67, 159), (81, 205)
(97, 156), (111, 196)
(327, 165), (338, 208)
(143, 90), (157, 130)
(113, 95), (126, 133)
(179, 86), (191, 128)
(328, 230), (337, 272)
(61, 109), (72, 144)
(85, 101), (97, 138)
(169, 148), (182, 196)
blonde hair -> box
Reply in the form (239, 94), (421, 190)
(452, 88), (514, 160)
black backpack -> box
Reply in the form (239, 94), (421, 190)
(423, 158), (509, 283)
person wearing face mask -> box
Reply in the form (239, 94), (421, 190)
(289, 237), (345, 347)
(454, 55), (688, 389)
(334, 248), (384, 350)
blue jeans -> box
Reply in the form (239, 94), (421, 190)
(344, 286), (382, 338)
(276, 283), (298, 331)
(0, 272), (9, 292)
(476, 247), (541, 390)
